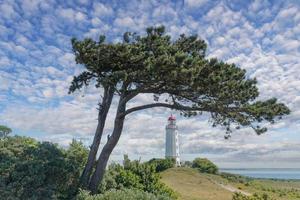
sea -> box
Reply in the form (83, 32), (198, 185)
(220, 168), (300, 180)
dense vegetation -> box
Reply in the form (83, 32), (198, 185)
(147, 158), (175, 172)
(0, 136), (176, 199)
(1, 133), (299, 200)
(77, 189), (172, 200)
(192, 157), (218, 174)
(98, 155), (176, 199)
(0, 136), (88, 199)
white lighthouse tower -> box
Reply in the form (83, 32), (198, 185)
(165, 114), (181, 166)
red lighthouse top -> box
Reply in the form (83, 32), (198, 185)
(168, 114), (176, 121)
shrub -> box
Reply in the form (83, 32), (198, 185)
(232, 192), (274, 200)
(0, 125), (12, 138)
(0, 137), (175, 199)
(191, 158), (218, 174)
(182, 161), (192, 167)
(147, 158), (175, 172)
(0, 136), (88, 199)
(77, 189), (172, 200)
(98, 155), (177, 199)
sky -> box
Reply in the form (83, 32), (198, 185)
(0, 0), (300, 168)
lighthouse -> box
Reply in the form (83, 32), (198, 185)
(165, 114), (181, 166)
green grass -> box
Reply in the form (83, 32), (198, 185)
(160, 168), (300, 200)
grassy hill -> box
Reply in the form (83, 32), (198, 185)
(160, 168), (300, 200)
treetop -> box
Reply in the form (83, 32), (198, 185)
(69, 26), (290, 137)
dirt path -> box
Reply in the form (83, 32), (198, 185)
(212, 180), (251, 196)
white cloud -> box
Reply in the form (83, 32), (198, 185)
(77, 0), (89, 5)
(248, 0), (270, 12)
(0, 3), (16, 19)
(277, 6), (298, 19)
(0, 24), (13, 38)
(59, 8), (75, 20)
(0, 100), (98, 136)
(58, 52), (76, 67)
(75, 12), (87, 21)
(114, 16), (136, 28)
(93, 2), (113, 17)
(185, 0), (209, 8)
(57, 8), (87, 23)
(91, 17), (102, 26)
(152, 5), (178, 21)
(0, 73), (10, 90)
(21, 0), (41, 13)
(0, 56), (11, 67)
(42, 88), (54, 98)
(84, 24), (110, 39)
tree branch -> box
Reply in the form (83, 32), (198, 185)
(121, 101), (251, 118)
(121, 102), (210, 117)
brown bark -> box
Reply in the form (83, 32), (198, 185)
(80, 86), (114, 187)
(88, 97), (126, 193)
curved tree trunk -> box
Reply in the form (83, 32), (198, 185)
(80, 86), (114, 187)
(88, 98), (126, 193)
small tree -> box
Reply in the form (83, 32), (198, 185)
(70, 26), (290, 193)
(192, 158), (218, 174)
(98, 155), (176, 198)
(0, 125), (12, 138)
(0, 136), (86, 199)
(148, 158), (175, 172)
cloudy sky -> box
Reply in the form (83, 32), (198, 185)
(0, 0), (300, 168)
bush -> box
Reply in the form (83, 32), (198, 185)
(0, 136), (88, 199)
(98, 155), (177, 199)
(182, 161), (192, 167)
(77, 189), (172, 200)
(232, 192), (274, 200)
(0, 137), (175, 199)
(147, 158), (175, 172)
(192, 158), (218, 174)
(220, 172), (252, 184)
(0, 125), (12, 138)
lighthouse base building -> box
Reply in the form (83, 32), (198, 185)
(165, 115), (181, 166)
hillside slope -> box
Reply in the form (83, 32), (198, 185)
(160, 168), (234, 200)
(160, 168), (300, 200)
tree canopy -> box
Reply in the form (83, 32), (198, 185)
(69, 26), (290, 192)
(70, 26), (289, 136)
(0, 125), (12, 138)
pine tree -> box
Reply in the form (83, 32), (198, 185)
(69, 26), (290, 193)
